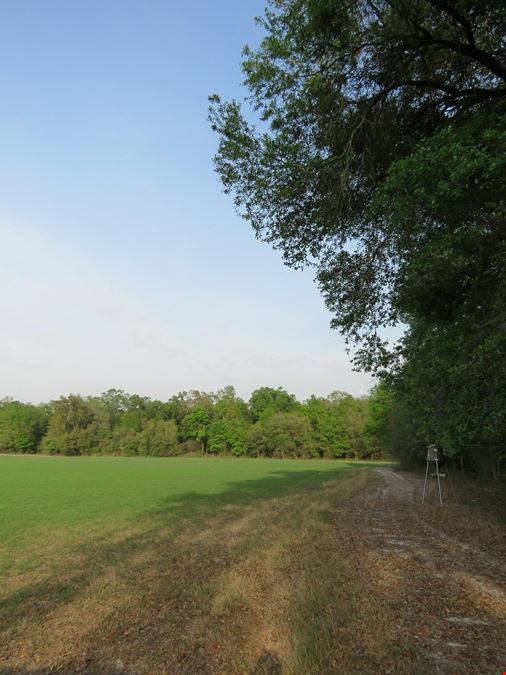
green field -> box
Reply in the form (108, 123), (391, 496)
(0, 455), (383, 673)
(2, 455), (502, 674)
(0, 455), (367, 574)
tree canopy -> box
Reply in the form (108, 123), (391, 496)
(0, 387), (389, 461)
(209, 0), (506, 474)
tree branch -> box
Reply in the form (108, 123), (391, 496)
(417, 36), (506, 82)
(390, 1), (506, 82)
(426, 0), (476, 48)
(394, 79), (506, 100)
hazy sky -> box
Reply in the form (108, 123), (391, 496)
(0, 0), (374, 403)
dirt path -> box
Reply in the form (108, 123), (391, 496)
(331, 467), (506, 673)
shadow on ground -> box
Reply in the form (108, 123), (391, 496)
(0, 464), (372, 673)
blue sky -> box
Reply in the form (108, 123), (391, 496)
(0, 0), (374, 402)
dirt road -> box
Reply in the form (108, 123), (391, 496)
(331, 467), (506, 673)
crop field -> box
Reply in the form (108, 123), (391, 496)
(0, 455), (362, 578)
(1, 455), (505, 674)
(0, 456), (374, 673)
(0, 456), (364, 574)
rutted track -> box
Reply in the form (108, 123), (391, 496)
(331, 467), (506, 673)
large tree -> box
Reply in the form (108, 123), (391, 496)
(0, 400), (47, 453)
(210, 0), (506, 468)
(208, 387), (249, 455)
(263, 411), (315, 458)
(210, 0), (505, 363)
(42, 395), (99, 456)
(248, 386), (297, 422)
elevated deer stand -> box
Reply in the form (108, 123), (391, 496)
(422, 444), (443, 506)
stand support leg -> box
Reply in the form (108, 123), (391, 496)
(436, 461), (443, 506)
(422, 461), (429, 504)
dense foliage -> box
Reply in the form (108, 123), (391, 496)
(0, 386), (389, 459)
(209, 1), (506, 476)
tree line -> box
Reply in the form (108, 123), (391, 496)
(0, 386), (391, 459)
(209, 0), (506, 479)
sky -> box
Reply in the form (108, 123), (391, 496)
(0, 0), (374, 403)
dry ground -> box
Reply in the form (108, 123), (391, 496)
(1, 467), (505, 674)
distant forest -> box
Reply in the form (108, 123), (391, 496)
(0, 386), (392, 460)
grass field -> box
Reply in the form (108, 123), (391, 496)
(0, 455), (380, 673)
(0, 455), (367, 574)
(2, 455), (503, 674)
(4, 456), (506, 675)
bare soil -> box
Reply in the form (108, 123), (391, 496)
(325, 468), (506, 673)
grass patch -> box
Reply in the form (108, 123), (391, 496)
(0, 456), (389, 673)
(0, 456), (384, 569)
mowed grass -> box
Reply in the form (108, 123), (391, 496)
(0, 455), (386, 673)
(0, 455), (372, 575)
